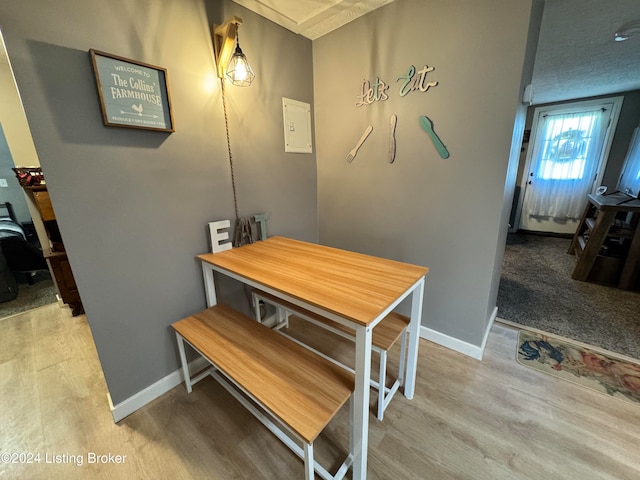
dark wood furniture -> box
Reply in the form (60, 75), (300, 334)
(28, 185), (84, 315)
(568, 192), (640, 290)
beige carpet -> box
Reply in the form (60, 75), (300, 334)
(498, 233), (640, 360)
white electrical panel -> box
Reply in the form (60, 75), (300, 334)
(282, 97), (312, 153)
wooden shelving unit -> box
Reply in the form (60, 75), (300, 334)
(24, 184), (84, 315)
(568, 192), (640, 290)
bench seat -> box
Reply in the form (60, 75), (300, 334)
(172, 304), (354, 478)
(252, 289), (410, 420)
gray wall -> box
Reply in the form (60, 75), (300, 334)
(605, 92), (640, 188)
(0, 0), (317, 405)
(313, 0), (538, 347)
(0, 45), (48, 245)
(0, 0), (546, 406)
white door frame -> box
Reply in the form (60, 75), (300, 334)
(513, 96), (624, 234)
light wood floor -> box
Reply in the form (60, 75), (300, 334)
(1, 304), (639, 479)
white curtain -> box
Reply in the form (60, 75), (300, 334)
(524, 109), (605, 219)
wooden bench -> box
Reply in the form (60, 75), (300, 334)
(251, 289), (409, 420)
(172, 304), (354, 480)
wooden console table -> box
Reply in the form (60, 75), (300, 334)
(568, 192), (640, 290)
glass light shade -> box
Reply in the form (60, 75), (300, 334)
(226, 44), (255, 87)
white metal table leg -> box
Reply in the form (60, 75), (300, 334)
(352, 325), (372, 480)
(349, 396), (355, 460)
(303, 442), (314, 480)
(404, 277), (424, 399)
(201, 262), (218, 307)
(251, 291), (262, 322)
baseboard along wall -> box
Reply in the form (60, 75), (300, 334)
(109, 308), (497, 422)
(109, 357), (209, 423)
(420, 306), (497, 361)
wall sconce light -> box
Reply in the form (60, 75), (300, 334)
(213, 16), (255, 86)
(614, 20), (640, 42)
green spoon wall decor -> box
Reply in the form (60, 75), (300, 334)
(419, 115), (450, 159)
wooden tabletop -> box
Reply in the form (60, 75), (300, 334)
(588, 193), (640, 211)
(197, 236), (429, 326)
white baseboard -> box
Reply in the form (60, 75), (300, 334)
(420, 306), (497, 361)
(110, 308), (500, 422)
(108, 357), (208, 423)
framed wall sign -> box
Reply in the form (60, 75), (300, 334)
(89, 49), (174, 132)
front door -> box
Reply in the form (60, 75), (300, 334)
(518, 98), (623, 234)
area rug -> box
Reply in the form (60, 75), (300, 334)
(517, 331), (640, 405)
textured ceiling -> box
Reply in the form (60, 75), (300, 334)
(530, 0), (640, 104)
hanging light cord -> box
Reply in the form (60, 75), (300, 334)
(220, 78), (253, 247)
(220, 77), (240, 220)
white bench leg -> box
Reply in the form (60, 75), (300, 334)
(398, 330), (407, 387)
(175, 333), (193, 394)
(277, 306), (289, 329)
(377, 350), (387, 421)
